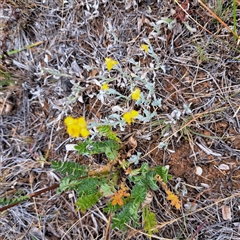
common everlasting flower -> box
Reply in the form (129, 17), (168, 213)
(140, 44), (149, 52)
(101, 83), (109, 91)
(64, 116), (90, 138)
(123, 110), (139, 125)
(105, 57), (118, 71)
(131, 87), (141, 101)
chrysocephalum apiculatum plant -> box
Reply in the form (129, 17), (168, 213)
(0, 43), (182, 235)
(52, 43), (181, 234)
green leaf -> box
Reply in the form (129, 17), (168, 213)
(75, 193), (101, 212)
(145, 171), (159, 191)
(0, 195), (30, 206)
(104, 201), (124, 214)
(112, 201), (140, 229)
(99, 183), (115, 197)
(57, 177), (80, 194)
(76, 178), (100, 196)
(130, 183), (147, 203)
(75, 139), (120, 161)
(97, 125), (120, 143)
(51, 161), (86, 178)
(154, 166), (171, 183)
(142, 206), (158, 235)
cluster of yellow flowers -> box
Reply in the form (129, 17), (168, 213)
(64, 116), (90, 138)
(103, 57), (143, 125)
(65, 45), (148, 137)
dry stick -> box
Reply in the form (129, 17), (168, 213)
(197, 0), (240, 40)
(190, 221), (207, 240)
(0, 165), (113, 213)
(0, 183), (59, 213)
(174, 0), (240, 52)
(174, 0), (212, 35)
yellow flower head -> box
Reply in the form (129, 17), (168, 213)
(105, 57), (118, 71)
(64, 116), (90, 138)
(101, 83), (109, 91)
(123, 110), (139, 125)
(131, 87), (141, 101)
(140, 44), (149, 52)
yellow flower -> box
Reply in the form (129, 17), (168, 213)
(64, 116), (90, 138)
(140, 44), (149, 52)
(123, 110), (139, 125)
(105, 57), (118, 71)
(101, 83), (109, 91)
(166, 190), (181, 210)
(131, 87), (141, 101)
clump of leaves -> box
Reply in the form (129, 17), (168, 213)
(74, 125), (121, 161)
(52, 155), (176, 233)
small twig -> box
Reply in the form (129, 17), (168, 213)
(0, 183), (59, 213)
(190, 221), (207, 240)
(197, 0), (240, 40)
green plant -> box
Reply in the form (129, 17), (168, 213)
(52, 158), (174, 231)
(0, 68), (16, 89)
(0, 44), (182, 236)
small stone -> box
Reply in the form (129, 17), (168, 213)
(218, 164), (230, 171)
(195, 166), (203, 176)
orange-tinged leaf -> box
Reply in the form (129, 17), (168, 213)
(166, 190), (181, 209)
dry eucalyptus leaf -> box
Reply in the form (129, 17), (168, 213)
(141, 191), (153, 208)
(0, 98), (14, 114)
(126, 135), (137, 157)
(222, 205), (232, 220)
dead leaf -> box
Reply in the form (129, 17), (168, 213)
(141, 190), (153, 208)
(0, 98), (14, 114)
(126, 135), (137, 157)
(137, 17), (143, 33)
(222, 205), (232, 220)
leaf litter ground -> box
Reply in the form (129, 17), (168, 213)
(0, 0), (240, 239)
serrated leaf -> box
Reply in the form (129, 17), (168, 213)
(146, 171), (159, 191)
(99, 183), (115, 197)
(112, 201), (140, 229)
(130, 183), (147, 203)
(75, 139), (120, 161)
(154, 166), (171, 183)
(76, 178), (100, 196)
(0, 195), (30, 206)
(51, 161), (86, 177)
(57, 177), (80, 194)
(142, 206), (158, 235)
(75, 193), (101, 212)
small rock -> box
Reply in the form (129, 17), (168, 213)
(218, 164), (230, 171)
(200, 183), (210, 188)
(195, 166), (203, 176)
